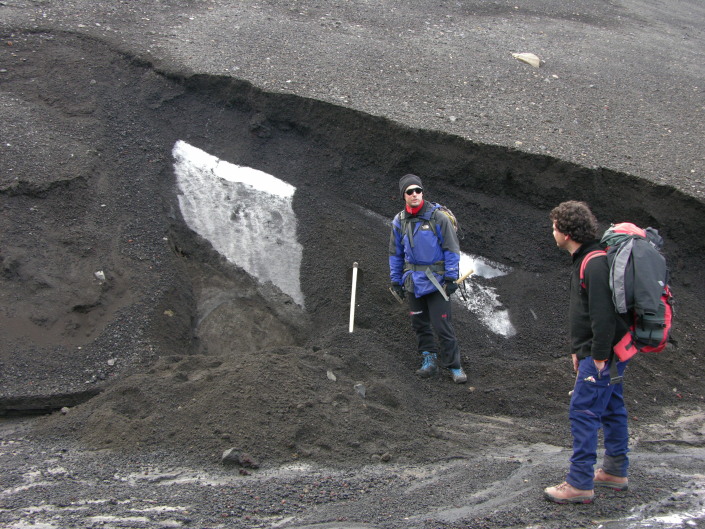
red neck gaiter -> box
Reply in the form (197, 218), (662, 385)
(406, 200), (424, 215)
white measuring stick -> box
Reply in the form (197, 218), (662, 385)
(349, 262), (358, 333)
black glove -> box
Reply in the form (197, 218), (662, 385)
(391, 283), (405, 300)
(445, 281), (458, 296)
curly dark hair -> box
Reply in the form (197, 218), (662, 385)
(549, 201), (599, 244)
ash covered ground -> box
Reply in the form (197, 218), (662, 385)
(1, 1), (705, 528)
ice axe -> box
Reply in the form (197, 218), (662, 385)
(388, 268), (474, 304)
(454, 268), (474, 303)
(455, 268), (474, 284)
(389, 285), (405, 304)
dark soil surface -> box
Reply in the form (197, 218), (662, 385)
(1, 1), (705, 528)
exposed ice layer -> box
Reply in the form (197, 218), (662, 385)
(458, 253), (516, 337)
(172, 141), (304, 306)
(457, 280), (516, 337)
(459, 254), (511, 280)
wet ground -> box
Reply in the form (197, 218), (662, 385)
(3, 414), (705, 528)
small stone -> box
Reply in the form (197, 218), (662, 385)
(221, 448), (259, 469)
(222, 448), (240, 464)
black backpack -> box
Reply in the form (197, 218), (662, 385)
(580, 222), (673, 361)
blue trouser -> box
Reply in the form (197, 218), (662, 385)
(567, 357), (630, 490)
(408, 289), (461, 369)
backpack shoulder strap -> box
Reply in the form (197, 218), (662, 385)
(427, 203), (442, 235)
(579, 250), (607, 289)
(400, 209), (423, 248)
(395, 210), (406, 226)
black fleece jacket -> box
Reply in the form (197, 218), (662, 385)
(569, 241), (629, 361)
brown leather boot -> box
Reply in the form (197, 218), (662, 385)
(544, 481), (594, 504)
(594, 468), (629, 491)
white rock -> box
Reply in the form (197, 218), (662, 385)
(512, 52), (541, 68)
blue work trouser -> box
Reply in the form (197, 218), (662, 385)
(567, 357), (630, 490)
(408, 289), (460, 369)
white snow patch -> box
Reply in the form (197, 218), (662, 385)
(87, 516), (151, 524)
(8, 522), (58, 529)
(457, 253), (516, 337)
(172, 141), (304, 306)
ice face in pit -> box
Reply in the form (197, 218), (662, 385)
(173, 141), (514, 337)
(173, 140), (304, 306)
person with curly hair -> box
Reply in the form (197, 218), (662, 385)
(544, 201), (630, 504)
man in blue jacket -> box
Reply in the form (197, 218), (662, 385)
(545, 201), (630, 504)
(389, 174), (466, 384)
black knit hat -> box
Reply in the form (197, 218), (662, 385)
(399, 173), (423, 199)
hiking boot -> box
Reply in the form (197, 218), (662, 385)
(544, 481), (594, 504)
(416, 352), (438, 378)
(450, 367), (467, 384)
(594, 468), (629, 491)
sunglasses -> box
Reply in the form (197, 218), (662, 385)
(405, 187), (423, 196)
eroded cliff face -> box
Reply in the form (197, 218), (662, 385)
(1, 1), (705, 527)
(0, 31), (702, 475)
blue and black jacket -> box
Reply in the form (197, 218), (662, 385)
(389, 201), (460, 298)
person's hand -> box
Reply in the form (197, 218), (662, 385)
(572, 353), (579, 372)
(391, 283), (405, 300)
(445, 281), (458, 296)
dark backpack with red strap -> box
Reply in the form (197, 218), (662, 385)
(580, 223), (673, 361)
